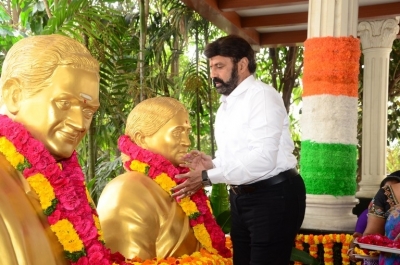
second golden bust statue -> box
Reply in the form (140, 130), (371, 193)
(97, 97), (200, 260)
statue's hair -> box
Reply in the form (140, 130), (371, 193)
(125, 97), (188, 142)
(0, 34), (99, 100)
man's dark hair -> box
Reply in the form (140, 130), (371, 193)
(204, 35), (257, 74)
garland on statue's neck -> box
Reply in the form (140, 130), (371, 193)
(0, 114), (127, 265)
(118, 135), (231, 258)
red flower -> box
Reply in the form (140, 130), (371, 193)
(4, 121), (27, 141)
(76, 219), (99, 242)
(52, 176), (70, 189)
(35, 158), (50, 171)
(48, 209), (62, 224)
(358, 234), (395, 247)
(111, 252), (126, 262)
(12, 132), (30, 148)
(44, 163), (60, 177)
(58, 192), (81, 210)
(75, 256), (89, 265)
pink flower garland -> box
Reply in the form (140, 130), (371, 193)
(118, 135), (231, 258)
(0, 115), (127, 265)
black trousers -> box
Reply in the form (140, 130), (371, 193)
(229, 173), (306, 265)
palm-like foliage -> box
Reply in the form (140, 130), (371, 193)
(42, 1), (137, 189)
(0, 1), (25, 69)
(387, 39), (400, 141)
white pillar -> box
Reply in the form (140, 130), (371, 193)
(301, 0), (359, 232)
(308, 0), (358, 38)
(357, 17), (400, 198)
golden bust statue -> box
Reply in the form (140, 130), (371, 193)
(0, 34), (101, 265)
(97, 97), (201, 260)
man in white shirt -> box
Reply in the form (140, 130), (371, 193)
(172, 35), (306, 264)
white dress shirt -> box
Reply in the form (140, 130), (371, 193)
(208, 75), (297, 185)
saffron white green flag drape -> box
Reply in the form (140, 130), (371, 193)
(300, 37), (360, 196)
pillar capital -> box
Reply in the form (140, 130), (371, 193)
(357, 17), (399, 50)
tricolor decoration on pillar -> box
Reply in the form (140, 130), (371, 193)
(300, 37), (360, 196)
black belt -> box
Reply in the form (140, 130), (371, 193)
(229, 168), (299, 195)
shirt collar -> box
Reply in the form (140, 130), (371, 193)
(219, 75), (255, 103)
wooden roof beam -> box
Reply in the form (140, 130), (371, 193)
(260, 30), (307, 47)
(242, 3), (400, 29)
(218, 0), (308, 12)
(180, 0), (261, 48)
(242, 12), (307, 28)
(359, 3), (400, 20)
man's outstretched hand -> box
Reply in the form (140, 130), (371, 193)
(171, 151), (213, 199)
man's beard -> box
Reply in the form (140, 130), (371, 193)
(213, 64), (239, 96)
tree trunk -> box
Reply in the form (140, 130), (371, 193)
(281, 47), (298, 113)
(87, 120), (96, 183)
(195, 28), (201, 150)
(269, 46), (302, 113)
(171, 33), (179, 79)
(139, 0), (148, 101)
(204, 22), (215, 157)
(82, 33), (96, 183)
(9, 0), (20, 27)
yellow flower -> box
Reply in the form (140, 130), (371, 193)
(154, 173), (176, 194)
(206, 200), (213, 214)
(193, 224), (217, 254)
(129, 160), (149, 173)
(27, 173), (56, 210)
(345, 234), (352, 243)
(295, 234), (304, 241)
(93, 214), (105, 242)
(179, 197), (199, 216)
(50, 219), (84, 253)
(85, 186), (96, 209)
(0, 137), (24, 167)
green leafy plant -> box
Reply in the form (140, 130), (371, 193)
(209, 183), (230, 233)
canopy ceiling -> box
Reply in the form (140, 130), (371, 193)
(180, 0), (400, 49)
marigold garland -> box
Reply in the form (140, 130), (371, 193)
(0, 115), (232, 265)
(118, 135), (232, 258)
(295, 234), (353, 265)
